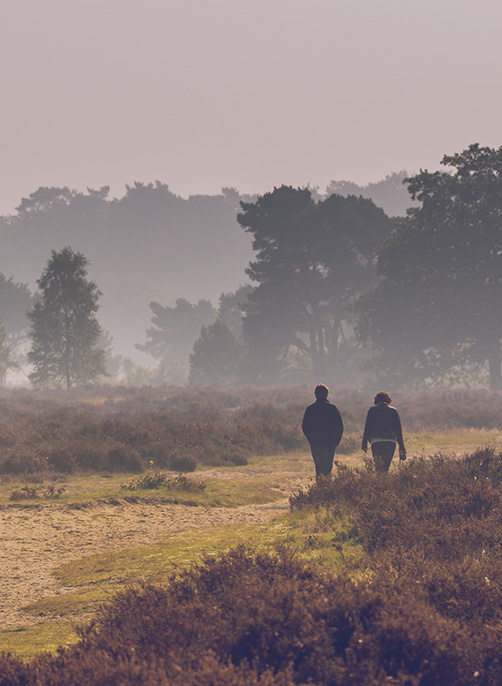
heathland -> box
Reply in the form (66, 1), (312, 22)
(0, 386), (502, 685)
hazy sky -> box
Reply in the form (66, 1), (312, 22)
(2, 0), (502, 215)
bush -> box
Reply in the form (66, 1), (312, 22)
(122, 468), (206, 493)
(47, 449), (76, 474)
(7, 446), (502, 683)
(9, 485), (38, 500)
(1, 385), (501, 478)
(107, 447), (143, 473)
(168, 453), (197, 473)
(2, 546), (499, 685)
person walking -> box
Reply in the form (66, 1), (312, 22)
(362, 391), (406, 473)
(302, 384), (344, 480)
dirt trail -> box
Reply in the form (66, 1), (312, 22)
(0, 473), (310, 628)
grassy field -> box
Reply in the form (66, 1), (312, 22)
(1, 427), (500, 659)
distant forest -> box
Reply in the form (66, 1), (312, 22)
(0, 173), (410, 376)
(1, 153), (500, 391)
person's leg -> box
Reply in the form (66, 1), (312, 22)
(310, 445), (336, 479)
(371, 442), (396, 473)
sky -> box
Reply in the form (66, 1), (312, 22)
(2, 0), (502, 216)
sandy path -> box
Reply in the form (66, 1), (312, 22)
(0, 475), (309, 628)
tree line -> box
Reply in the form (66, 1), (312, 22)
(1, 144), (501, 390)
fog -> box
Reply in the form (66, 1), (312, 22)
(1, 0), (501, 388)
(2, 0), (502, 216)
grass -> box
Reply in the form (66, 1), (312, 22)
(1, 429), (498, 506)
(1, 429), (501, 659)
(0, 471), (286, 508)
(3, 510), (363, 658)
(0, 623), (80, 660)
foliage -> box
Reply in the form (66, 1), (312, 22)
(137, 298), (217, 379)
(1, 507), (502, 686)
(0, 386), (308, 476)
(9, 483), (66, 500)
(0, 273), (34, 370)
(0, 320), (18, 386)
(121, 463), (205, 491)
(238, 186), (394, 384)
(189, 320), (244, 386)
(6, 444), (502, 682)
(0, 386), (501, 478)
(27, 247), (107, 388)
(357, 144), (502, 390)
(217, 285), (253, 339)
(0, 184), (254, 375)
(326, 171), (418, 218)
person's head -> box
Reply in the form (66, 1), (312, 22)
(314, 384), (329, 400)
(374, 391), (391, 405)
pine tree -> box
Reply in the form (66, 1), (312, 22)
(189, 321), (243, 386)
(28, 247), (106, 388)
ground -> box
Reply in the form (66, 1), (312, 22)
(1, 432), (499, 653)
(0, 463), (312, 630)
(0, 495), (291, 627)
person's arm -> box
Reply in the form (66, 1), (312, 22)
(334, 408), (344, 446)
(361, 409), (371, 453)
(301, 408), (311, 443)
(393, 409), (406, 458)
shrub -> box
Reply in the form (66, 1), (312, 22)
(122, 467), (206, 493)
(107, 447), (143, 473)
(47, 449), (75, 474)
(9, 485), (38, 501)
(165, 474), (206, 492)
(1, 386), (502, 478)
(168, 453), (197, 473)
(2, 547), (498, 685)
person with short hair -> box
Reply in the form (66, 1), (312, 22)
(302, 384), (344, 480)
(362, 392), (406, 473)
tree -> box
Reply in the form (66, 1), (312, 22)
(1, 183), (254, 371)
(98, 329), (123, 383)
(27, 247), (106, 388)
(0, 319), (18, 386)
(326, 171), (418, 217)
(356, 144), (502, 390)
(137, 298), (217, 383)
(0, 274), (34, 347)
(237, 186), (393, 384)
(217, 285), (253, 339)
(189, 321), (243, 386)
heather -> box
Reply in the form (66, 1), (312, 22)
(4, 448), (502, 684)
(0, 386), (501, 476)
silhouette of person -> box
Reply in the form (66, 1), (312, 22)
(302, 384), (344, 480)
(362, 391), (406, 473)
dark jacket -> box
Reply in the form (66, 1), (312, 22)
(362, 402), (405, 452)
(302, 398), (344, 447)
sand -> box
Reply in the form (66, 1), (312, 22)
(0, 472), (310, 628)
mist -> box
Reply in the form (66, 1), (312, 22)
(1, 0), (501, 389)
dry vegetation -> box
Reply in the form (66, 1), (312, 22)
(1, 386), (502, 685)
(1, 385), (501, 479)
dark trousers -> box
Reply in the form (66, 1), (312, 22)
(371, 441), (396, 473)
(310, 444), (336, 479)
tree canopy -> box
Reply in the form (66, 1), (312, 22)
(189, 320), (243, 386)
(137, 298), (217, 382)
(0, 319), (18, 386)
(237, 186), (394, 384)
(356, 144), (502, 390)
(27, 247), (106, 388)
(0, 273), (34, 345)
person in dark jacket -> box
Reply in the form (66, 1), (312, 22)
(302, 384), (344, 480)
(362, 391), (406, 473)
